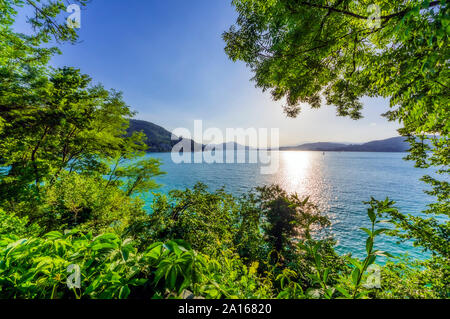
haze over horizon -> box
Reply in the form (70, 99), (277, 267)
(14, 0), (401, 146)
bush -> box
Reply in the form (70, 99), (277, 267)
(16, 171), (148, 235)
(0, 230), (271, 299)
(0, 209), (40, 238)
(132, 183), (240, 255)
(375, 256), (449, 299)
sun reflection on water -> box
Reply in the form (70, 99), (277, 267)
(270, 151), (312, 194)
(265, 151), (332, 214)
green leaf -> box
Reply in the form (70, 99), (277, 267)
(351, 267), (360, 286)
(367, 208), (376, 223)
(349, 257), (362, 271)
(323, 268), (329, 283)
(153, 268), (165, 286)
(93, 233), (118, 242)
(366, 237), (373, 254)
(314, 253), (322, 269)
(335, 286), (351, 298)
(367, 255), (377, 266)
(325, 288), (335, 298)
(144, 244), (163, 260)
(168, 268), (178, 289)
(373, 228), (390, 236)
(121, 247), (130, 261)
(360, 227), (372, 237)
(44, 231), (63, 240)
(119, 285), (130, 299)
(171, 239), (192, 251)
(91, 243), (117, 251)
(164, 241), (182, 256)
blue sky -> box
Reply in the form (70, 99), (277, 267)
(16, 0), (400, 146)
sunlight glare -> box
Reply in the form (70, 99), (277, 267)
(278, 151), (311, 194)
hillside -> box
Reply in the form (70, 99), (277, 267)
(127, 120), (174, 152)
(280, 137), (411, 152)
(127, 119), (202, 152)
(342, 137), (410, 152)
(281, 142), (348, 151)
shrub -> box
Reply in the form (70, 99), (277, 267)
(0, 230), (271, 299)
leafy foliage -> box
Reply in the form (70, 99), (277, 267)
(0, 209), (40, 237)
(0, 230), (272, 299)
(0, 0), (447, 300)
(374, 256), (449, 299)
(136, 184), (240, 255)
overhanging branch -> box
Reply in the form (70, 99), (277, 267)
(298, 1), (441, 21)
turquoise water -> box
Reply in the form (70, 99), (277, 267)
(142, 151), (438, 259)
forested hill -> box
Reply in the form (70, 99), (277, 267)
(280, 137), (412, 152)
(340, 137), (411, 152)
(127, 119), (203, 152)
(127, 120), (174, 152)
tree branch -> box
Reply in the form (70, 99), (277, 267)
(298, 1), (441, 21)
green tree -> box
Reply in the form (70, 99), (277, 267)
(136, 183), (239, 255)
(110, 158), (166, 197)
(1, 0), (90, 205)
(0, 0), (89, 120)
(0, 67), (156, 205)
(256, 185), (330, 264)
(0, 1), (164, 232)
(224, 0), (449, 257)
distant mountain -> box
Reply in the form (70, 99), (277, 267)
(127, 119), (202, 152)
(281, 142), (348, 151)
(341, 137), (410, 152)
(280, 137), (411, 152)
(128, 119), (413, 153)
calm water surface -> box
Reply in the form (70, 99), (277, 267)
(142, 151), (439, 259)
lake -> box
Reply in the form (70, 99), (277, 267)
(141, 151), (438, 259)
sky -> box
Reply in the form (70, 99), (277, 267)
(15, 0), (401, 146)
